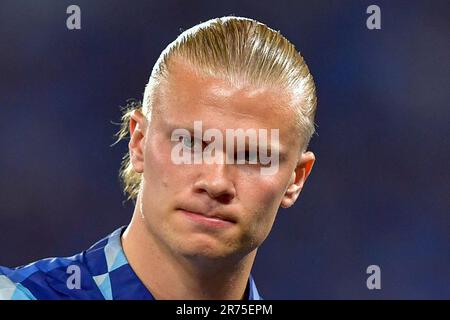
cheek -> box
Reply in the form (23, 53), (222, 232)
(239, 175), (287, 239)
(245, 175), (286, 212)
(140, 133), (179, 226)
(143, 132), (173, 182)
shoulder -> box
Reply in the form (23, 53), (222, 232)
(0, 230), (117, 300)
(0, 252), (106, 300)
(0, 255), (75, 299)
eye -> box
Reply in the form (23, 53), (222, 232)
(245, 150), (259, 163)
(244, 150), (258, 163)
(180, 135), (203, 150)
(235, 149), (259, 164)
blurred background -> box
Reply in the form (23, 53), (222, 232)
(0, 0), (448, 299)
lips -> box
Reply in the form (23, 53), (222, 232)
(177, 205), (237, 226)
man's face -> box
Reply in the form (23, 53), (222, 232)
(130, 59), (314, 260)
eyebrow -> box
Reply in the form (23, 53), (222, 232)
(163, 118), (286, 156)
(161, 117), (193, 132)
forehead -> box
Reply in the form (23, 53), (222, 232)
(153, 59), (300, 147)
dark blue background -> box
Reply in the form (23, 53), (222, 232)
(0, 0), (448, 299)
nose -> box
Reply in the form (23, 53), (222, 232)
(193, 163), (236, 204)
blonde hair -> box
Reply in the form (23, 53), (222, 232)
(115, 16), (317, 202)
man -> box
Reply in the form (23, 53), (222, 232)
(0, 16), (316, 300)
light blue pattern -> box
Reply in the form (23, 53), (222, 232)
(0, 275), (36, 300)
(104, 229), (128, 272)
(93, 273), (112, 300)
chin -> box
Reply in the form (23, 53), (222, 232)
(176, 237), (237, 261)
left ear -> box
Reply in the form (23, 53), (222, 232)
(280, 151), (315, 208)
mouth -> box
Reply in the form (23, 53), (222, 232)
(177, 208), (236, 228)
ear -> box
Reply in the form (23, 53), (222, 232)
(280, 151), (315, 208)
(128, 110), (147, 174)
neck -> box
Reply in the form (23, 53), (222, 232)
(121, 203), (257, 300)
